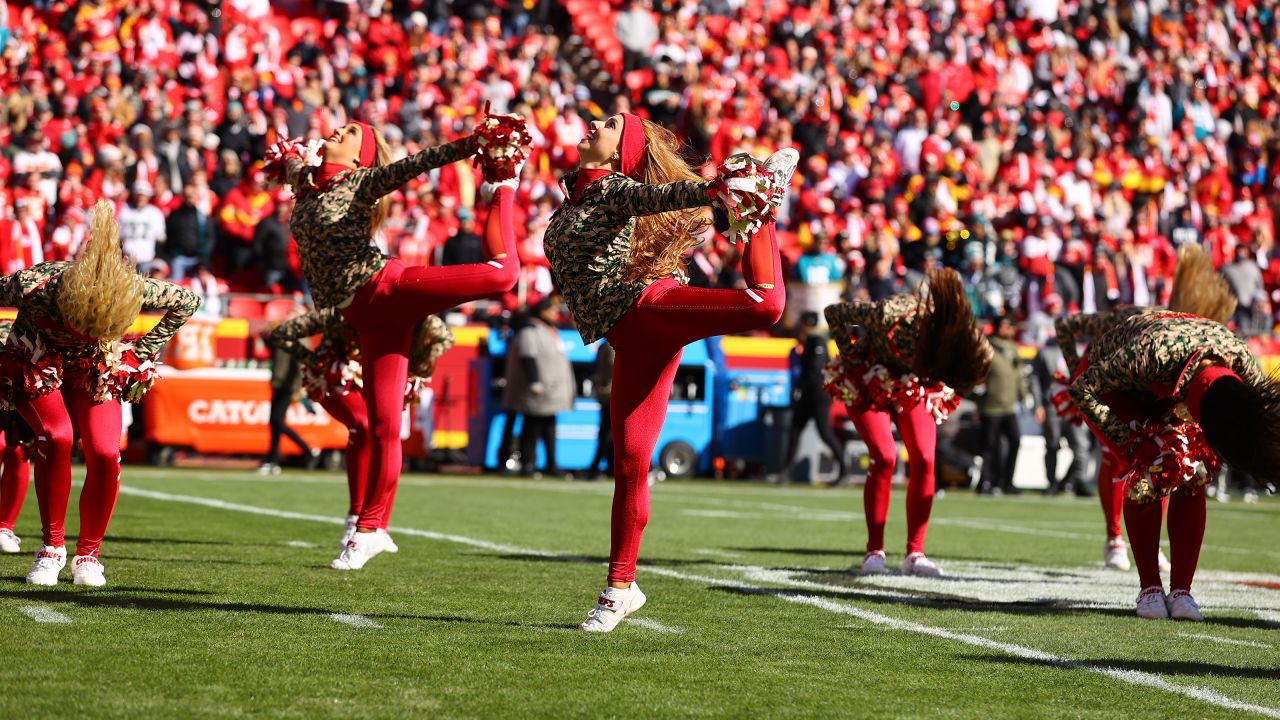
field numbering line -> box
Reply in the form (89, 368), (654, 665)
(1177, 632), (1272, 649)
(19, 606), (72, 624)
(328, 613), (383, 629)
(628, 618), (687, 634)
(120, 485), (1280, 720)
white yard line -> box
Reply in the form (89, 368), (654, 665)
(120, 484), (1280, 720)
(1177, 632), (1272, 649)
(328, 613), (383, 629)
(284, 541), (318, 549)
(19, 606), (71, 624)
(629, 618), (686, 635)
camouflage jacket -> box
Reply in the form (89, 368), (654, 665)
(285, 137), (477, 309)
(824, 294), (922, 372)
(0, 261), (199, 361)
(270, 308), (454, 378)
(1054, 306), (1150, 373)
(1068, 312), (1265, 449)
(544, 171), (713, 344)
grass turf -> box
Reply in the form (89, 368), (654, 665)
(0, 468), (1278, 719)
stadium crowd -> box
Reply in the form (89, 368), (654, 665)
(1, 0), (1280, 337)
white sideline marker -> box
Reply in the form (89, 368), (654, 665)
(1178, 632), (1272, 649)
(328, 613), (382, 629)
(121, 485), (1280, 720)
(629, 618), (686, 635)
(20, 606), (71, 624)
(285, 541), (317, 549)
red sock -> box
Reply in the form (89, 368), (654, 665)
(1167, 491), (1206, 592)
(1123, 497), (1164, 589)
(1098, 450), (1124, 540)
(899, 401), (937, 554)
(848, 407), (896, 554)
(0, 430), (31, 530)
(17, 391), (74, 548)
(322, 393), (371, 518)
(66, 385), (123, 558)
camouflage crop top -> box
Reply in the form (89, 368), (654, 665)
(824, 293), (922, 373)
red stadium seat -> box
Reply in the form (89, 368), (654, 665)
(263, 298), (296, 323)
(227, 297), (265, 321)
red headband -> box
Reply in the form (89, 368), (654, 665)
(619, 113), (646, 180)
(1185, 364), (1240, 422)
(356, 122), (377, 168)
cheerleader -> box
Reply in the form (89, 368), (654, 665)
(0, 201), (198, 586)
(1069, 311), (1280, 620)
(544, 112), (793, 632)
(270, 309), (454, 555)
(0, 319), (33, 554)
(1054, 245), (1235, 572)
(269, 116), (525, 570)
(824, 269), (992, 577)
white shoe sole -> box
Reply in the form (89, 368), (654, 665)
(73, 574), (107, 587)
(763, 149), (800, 209)
(26, 574), (59, 586)
(0, 540), (20, 554)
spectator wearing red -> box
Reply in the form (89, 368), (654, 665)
(217, 162), (275, 276)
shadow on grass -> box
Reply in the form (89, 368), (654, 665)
(105, 536), (234, 547)
(969, 654), (1280, 681)
(0, 588), (578, 631)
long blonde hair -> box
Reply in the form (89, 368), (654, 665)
(1167, 243), (1237, 323)
(368, 129), (394, 236)
(623, 119), (712, 284)
(57, 200), (143, 341)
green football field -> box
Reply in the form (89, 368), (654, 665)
(1, 468), (1277, 719)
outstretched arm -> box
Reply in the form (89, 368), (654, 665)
(354, 136), (479, 204)
(134, 279), (201, 361)
(596, 174), (714, 219)
(270, 308), (343, 356)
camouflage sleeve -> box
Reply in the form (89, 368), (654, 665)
(0, 272), (17, 307)
(134, 279), (201, 361)
(283, 156), (311, 189)
(1054, 313), (1116, 375)
(824, 301), (878, 357)
(354, 136), (479, 205)
(409, 315), (455, 378)
(1069, 352), (1147, 451)
(270, 308), (342, 355)
(0, 319), (11, 345)
(596, 174), (714, 220)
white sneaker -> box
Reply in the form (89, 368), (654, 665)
(1104, 538), (1131, 571)
(26, 545), (66, 586)
(762, 148), (800, 209)
(0, 528), (20, 554)
(857, 551), (887, 575)
(1135, 586), (1169, 619)
(579, 582), (647, 633)
(901, 552), (943, 577)
(1244, 490), (1259, 504)
(1167, 589), (1204, 621)
(256, 462), (281, 476)
(1157, 548), (1172, 574)
(330, 529), (393, 570)
(383, 532), (399, 554)
(72, 555), (107, 587)
(339, 515), (358, 550)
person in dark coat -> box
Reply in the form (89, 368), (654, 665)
(779, 311), (847, 483)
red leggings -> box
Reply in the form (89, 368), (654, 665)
(17, 377), (123, 556)
(1098, 448), (1124, 540)
(340, 187), (517, 530)
(846, 401), (936, 555)
(1125, 491), (1204, 592)
(0, 428), (31, 531)
(321, 392), (372, 521)
(602, 224), (784, 584)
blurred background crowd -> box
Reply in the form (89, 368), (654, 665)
(4, 0), (1280, 337)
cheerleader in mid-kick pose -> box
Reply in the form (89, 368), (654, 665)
(1054, 244), (1235, 572)
(267, 113), (525, 570)
(824, 269), (992, 578)
(1069, 310), (1280, 620)
(545, 112), (793, 632)
(0, 319), (34, 555)
(270, 309), (454, 553)
(0, 201), (198, 587)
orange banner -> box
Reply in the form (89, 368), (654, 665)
(143, 369), (348, 455)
